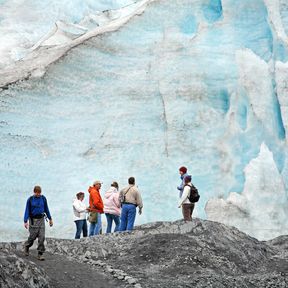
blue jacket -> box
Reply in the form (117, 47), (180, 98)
(24, 195), (52, 223)
(177, 173), (188, 198)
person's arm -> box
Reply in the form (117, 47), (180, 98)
(113, 193), (121, 208)
(136, 190), (143, 214)
(24, 198), (30, 229)
(178, 177), (186, 190)
(178, 186), (189, 207)
(177, 180), (183, 191)
(119, 189), (124, 203)
(92, 192), (104, 212)
(43, 196), (52, 220)
(177, 175), (184, 190)
(73, 200), (87, 213)
(43, 196), (53, 226)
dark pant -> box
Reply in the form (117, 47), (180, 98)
(182, 203), (195, 221)
(24, 218), (45, 254)
(105, 213), (120, 233)
(119, 204), (136, 231)
(75, 219), (88, 239)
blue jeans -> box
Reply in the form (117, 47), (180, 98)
(89, 213), (102, 236)
(119, 204), (136, 231)
(105, 213), (120, 233)
(75, 219), (87, 239)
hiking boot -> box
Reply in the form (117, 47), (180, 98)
(37, 253), (45, 261)
(23, 247), (29, 256)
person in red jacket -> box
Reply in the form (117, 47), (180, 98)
(88, 180), (104, 236)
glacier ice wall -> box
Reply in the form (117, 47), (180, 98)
(0, 0), (288, 241)
(0, 0), (134, 66)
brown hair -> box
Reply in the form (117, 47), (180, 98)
(76, 192), (85, 199)
(111, 181), (119, 190)
(128, 177), (135, 185)
(34, 186), (42, 193)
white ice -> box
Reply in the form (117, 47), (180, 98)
(206, 143), (288, 240)
(0, 0), (134, 66)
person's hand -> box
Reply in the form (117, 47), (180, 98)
(49, 219), (53, 227)
(24, 222), (29, 229)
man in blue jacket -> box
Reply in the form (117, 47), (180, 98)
(23, 185), (53, 260)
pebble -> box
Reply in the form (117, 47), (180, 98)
(126, 277), (137, 284)
(117, 275), (125, 280)
(107, 267), (114, 273)
(84, 251), (91, 259)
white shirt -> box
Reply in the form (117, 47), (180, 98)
(178, 183), (192, 207)
(73, 198), (87, 221)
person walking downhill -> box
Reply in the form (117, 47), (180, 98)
(103, 182), (121, 233)
(119, 177), (143, 232)
(178, 175), (195, 221)
(73, 192), (88, 239)
(177, 166), (188, 198)
(88, 180), (104, 236)
(23, 186), (53, 260)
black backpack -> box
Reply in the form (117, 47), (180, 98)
(186, 184), (200, 203)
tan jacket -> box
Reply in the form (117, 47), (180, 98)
(119, 184), (143, 208)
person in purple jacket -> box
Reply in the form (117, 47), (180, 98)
(23, 186), (53, 260)
(177, 166), (188, 198)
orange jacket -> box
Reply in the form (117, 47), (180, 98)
(88, 186), (104, 213)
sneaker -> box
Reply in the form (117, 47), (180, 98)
(23, 247), (29, 256)
(37, 253), (45, 261)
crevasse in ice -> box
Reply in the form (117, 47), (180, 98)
(0, 0), (287, 241)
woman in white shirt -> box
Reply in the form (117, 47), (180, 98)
(178, 175), (195, 221)
(73, 192), (88, 239)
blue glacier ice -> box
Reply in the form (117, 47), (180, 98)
(0, 0), (288, 241)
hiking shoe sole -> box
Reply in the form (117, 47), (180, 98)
(37, 255), (45, 261)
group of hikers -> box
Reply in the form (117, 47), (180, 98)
(23, 166), (197, 260)
(73, 176), (143, 239)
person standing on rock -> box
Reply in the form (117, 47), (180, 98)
(88, 180), (104, 236)
(177, 166), (188, 198)
(103, 181), (121, 233)
(119, 177), (143, 231)
(73, 192), (88, 239)
(23, 185), (53, 260)
(178, 175), (195, 221)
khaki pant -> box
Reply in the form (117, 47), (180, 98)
(182, 203), (195, 221)
(24, 218), (45, 253)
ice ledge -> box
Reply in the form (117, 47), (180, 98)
(0, 0), (155, 89)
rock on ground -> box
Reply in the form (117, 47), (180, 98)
(1, 219), (288, 287)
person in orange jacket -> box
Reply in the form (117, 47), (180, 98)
(88, 180), (104, 236)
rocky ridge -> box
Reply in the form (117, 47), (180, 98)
(1, 219), (288, 287)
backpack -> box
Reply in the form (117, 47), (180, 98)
(29, 195), (47, 208)
(28, 195), (47, 216)
(186, 184), (200, 203)
(28, 195), (47, 224)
